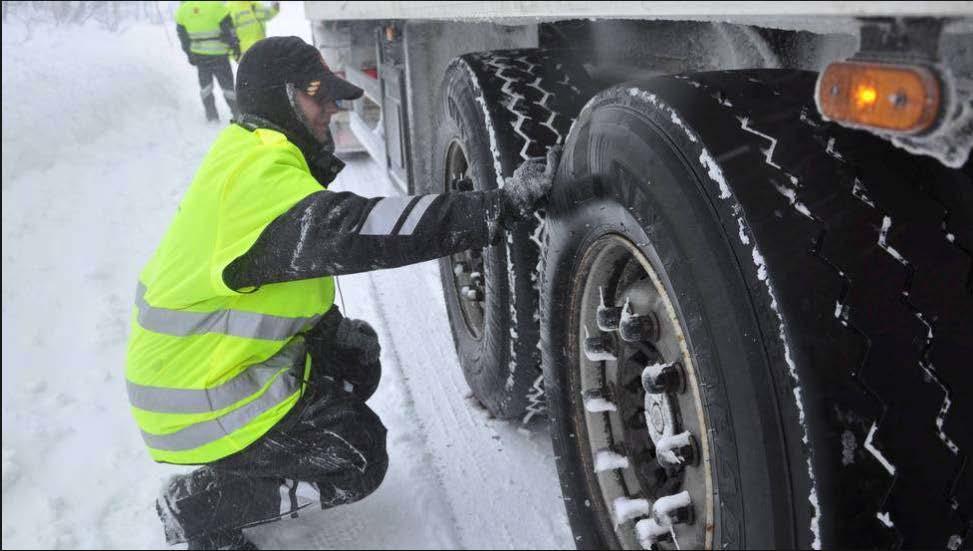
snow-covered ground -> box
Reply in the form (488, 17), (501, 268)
(2, 3), (572, 549)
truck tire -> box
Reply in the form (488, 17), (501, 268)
(432, 49), (595, 421)
(540, 70), (972, 549)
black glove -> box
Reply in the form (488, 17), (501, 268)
(334, 317), (381, 365)
(305, 309), (382, 402)
(332, 317), (382, 401)
(496, 145), (560, 229)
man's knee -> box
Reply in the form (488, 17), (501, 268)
(358, 448), (388, 499)
(348, 401), (388, 499)
(343, 400), (388, 472)
(316, 451), (387, 509)
(308, 399), (388, 507)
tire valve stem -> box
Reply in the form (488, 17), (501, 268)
(597, 287), (623, 331)
(583, 327), (617, 361)
(619, 298), (660, 342)
(642, 361), (684, 394)
(654, 431), (698, 469)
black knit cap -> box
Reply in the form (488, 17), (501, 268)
(235, 36), (362, 156)
(237, 36), (362, 108)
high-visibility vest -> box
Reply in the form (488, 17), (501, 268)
(126, 124), (334, 465)
(176, 1), (233, 56)
(227, 1), (279, 54)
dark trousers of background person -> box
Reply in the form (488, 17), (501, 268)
(193, 54), (238, 122)
(155, 369), (388, 546)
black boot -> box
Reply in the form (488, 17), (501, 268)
(186, 529), (258, 550)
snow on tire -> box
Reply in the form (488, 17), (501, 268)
(541, 70), (973, 548)
(431, 49), (595, 421)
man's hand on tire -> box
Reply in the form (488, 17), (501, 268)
(497, 145), (560, 228)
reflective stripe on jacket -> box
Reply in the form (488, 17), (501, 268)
(176, 1), (235, 56)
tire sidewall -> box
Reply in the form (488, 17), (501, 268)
(432, 63), (515, 416)
(542, 99), (801, 548)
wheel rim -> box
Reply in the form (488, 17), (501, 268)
(444, 140), (486, 340)
(574, 233), (713, 550)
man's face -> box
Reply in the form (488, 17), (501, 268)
(295, 90), (340, 143)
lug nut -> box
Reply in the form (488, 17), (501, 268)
(641, 361), (683, 394)
(594, 447), (631, 473)
(613, 496), (650, 526)
(619, 299), (660, 342)
(654, 431), (698, 469)
(582, 388), (617, 413)
(653, 490), (694, 526)
(583, 327), (616, 361)
(461, 285), (483, 301)
(453, 262), (468, 275)
(635, 518), (672, 548)
(597, 287), (623, 332)
(470, 271), (483, 283)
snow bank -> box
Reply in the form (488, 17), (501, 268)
(2, 13), (217, 550)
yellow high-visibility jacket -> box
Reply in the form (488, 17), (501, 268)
(227, 1), (279, 55)
(126, 124), (333, 464)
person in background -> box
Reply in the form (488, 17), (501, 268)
(226, 1), (280, 57)
(126, 36), (559, 550)
(176, 1), (240, 122)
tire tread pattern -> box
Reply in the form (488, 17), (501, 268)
(646, 71), (973, 548)
(457, 49), (595, 421)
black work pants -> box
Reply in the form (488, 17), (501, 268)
(194, 55), (237, 122)
(156, 378), (388, 545)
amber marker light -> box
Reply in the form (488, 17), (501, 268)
(855, 84), (878, 108)
(817, 61), (942, 134)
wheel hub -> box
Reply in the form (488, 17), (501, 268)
(444, 140), (486, 339)
(576, 234), (713, 550)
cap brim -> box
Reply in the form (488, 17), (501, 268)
(320, 73), (364, 101)
(329, 75), (364, 101)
